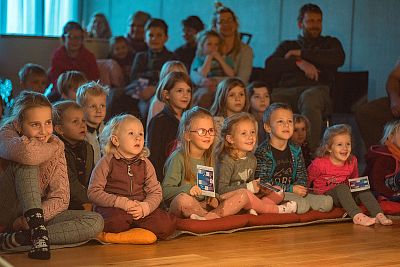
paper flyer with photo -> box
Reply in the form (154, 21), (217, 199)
(348, 176), (370, 192)
(196, 165), (215, 197)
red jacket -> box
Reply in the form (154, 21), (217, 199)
(48, 46), (100, 90)
(364, 145), (400, 199)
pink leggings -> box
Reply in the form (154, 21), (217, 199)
(169, 188), (284, 219)
(169, 188), (250, 219)
(244, 190), (283, 214)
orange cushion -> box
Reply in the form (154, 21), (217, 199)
(176, 215), (249, 233)
(97, 228), (157, 244)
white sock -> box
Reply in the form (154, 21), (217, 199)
(248, 209), (258, 216)
(278, 201), (297, 214)
(190, 214), (206, 220)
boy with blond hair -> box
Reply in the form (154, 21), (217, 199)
(76, 81), (109, 164)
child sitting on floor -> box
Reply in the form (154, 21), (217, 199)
(291, 114), (312, 167)
(88, 114), (176, 240)
(308, 124), (392, 226)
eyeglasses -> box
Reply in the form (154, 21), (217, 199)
(190, 128), (216, 136)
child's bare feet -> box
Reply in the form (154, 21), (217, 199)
(353, 213), (375, 226)
(375, 213), (393, 225)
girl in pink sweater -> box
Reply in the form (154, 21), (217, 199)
(0, 92), (103, 260)
(308, 124), (392, 227)
(88, 114), (176, 240)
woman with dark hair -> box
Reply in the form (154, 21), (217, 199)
(190, 3), (253, 108)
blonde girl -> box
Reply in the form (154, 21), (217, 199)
(308, 124), (392, 226)
(364, 120), (400, 201)
(162, 106), (251, 220)
(147, 71), (192, 182)
(216, 112), (297, 215)
(88, 114), (176, 239)
(146, 60), (188, 129)
(0, 91), (103, 260)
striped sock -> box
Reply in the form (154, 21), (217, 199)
(0, 231), (30, 250)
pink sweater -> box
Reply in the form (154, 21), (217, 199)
(87, 153), (162, 217)
(307, 156), (358, 195)
(0, 125), (69, 221)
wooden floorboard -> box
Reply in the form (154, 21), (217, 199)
(2, 220), (400, 267)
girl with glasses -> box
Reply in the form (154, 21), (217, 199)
(162, 106), (252, 220)
(216, 112), (297, 215)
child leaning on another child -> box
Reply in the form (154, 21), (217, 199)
(216, 112), (297, 215)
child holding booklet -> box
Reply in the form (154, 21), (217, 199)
(162, 106), (252, 220)
(308, 124), (392, 226)
(216, 112), (297, 214)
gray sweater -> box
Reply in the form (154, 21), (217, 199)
(216, 152), (257, 195)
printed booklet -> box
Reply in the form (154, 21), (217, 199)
(196, 165), (215, 197)
(348, 176), (370, 192)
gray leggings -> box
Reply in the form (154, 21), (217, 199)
(325, 184), (383, 218)
(284, 192), (333, 214)
(0, 163), (104, 245)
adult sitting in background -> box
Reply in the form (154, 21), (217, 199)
(173, 16), (204, 71)
(264, 3), (345, 151)
(48, 21), (99, 101)
(190, 3), (253, 108)
(86, 13), (112, 40)
(356, 59), (400, 149)
(126, 11), (151, 56)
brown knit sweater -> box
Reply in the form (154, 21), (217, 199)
(0, 125), (69, 221)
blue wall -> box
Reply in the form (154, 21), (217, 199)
(83, 0), (400, 100)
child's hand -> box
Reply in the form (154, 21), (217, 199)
(12, 216), (29, 231)
(293, 185), (308, 197)
(252, 179), (260, 193)
(211, 51), (223, 62)
(189, 185), (202, 197)
(127, 201), (144, 220)
(206, 197), (219, 209)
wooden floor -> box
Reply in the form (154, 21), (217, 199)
(2, 220), (400, 267)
